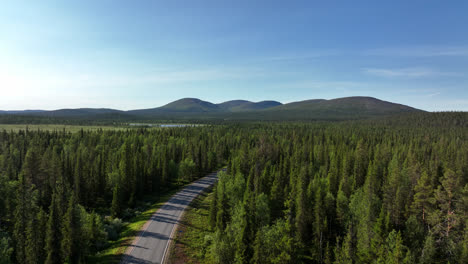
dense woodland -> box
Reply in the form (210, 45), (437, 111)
(0, 126), (230, 263)
(207, 115), (468, 263)
(0, 112), (467, 263)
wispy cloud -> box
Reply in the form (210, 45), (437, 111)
(427, 92), (441, 97)
(362, 67), (459, 78)
(254, 50), (340, 62)
(364, 46), (468, 57)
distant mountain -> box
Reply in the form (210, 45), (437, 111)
(129, 98), (282, 115)
(251, 96), (422, 120)
(35, 108), (124, 117)
(158, 98), (221, 112)
(128, 98), (222, 116)
(270, 96), (417, 113)
(218, 100), (282, 112)
(0, 110), (45, 114)
(0, 96), (424, 121)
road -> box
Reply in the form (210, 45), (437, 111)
(120, 171), (220, 264)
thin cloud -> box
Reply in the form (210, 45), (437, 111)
(363, 67), (459, 78)
(255, 50), (340, 62)
(427, 92), (441, 97)
(364, 46), (468, 57)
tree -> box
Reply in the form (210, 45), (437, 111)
(0, 227), (13, 264)
(253, 219), (296, 264)
(45, 194), (62, 264)
(178, 158), (196, 183)
(419, 233), (436, 264)
(384, 230), (412, 264)
(411, 171), (435, 226)
(460, 221), (468, 263)
(13, 174), (34, 264)
(209, 186), (218, 230)
(434, 168), (461, 238)
(111, 186), (121, 218)
(26, 208), (47, 264)
(334, 228), (353, 264)
(82, 212), (107, 254)
(61, 193), (83, 264)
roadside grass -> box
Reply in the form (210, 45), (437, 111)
(168, 191), (215, 264)
(88, 187), (182, 264)
(89, 169), (223, 264)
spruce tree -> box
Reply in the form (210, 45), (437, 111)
(61, 193), (82, 264)
(45, 194), (61, 264)
(411, 171), (435, 226)
(13, 174), (29, 264)
(111, 186), (121, 218)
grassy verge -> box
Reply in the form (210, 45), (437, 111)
(168, 191), (215, 264)
(88, 187), (183, 264)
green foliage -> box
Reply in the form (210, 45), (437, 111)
(253, 220), (296, 264)
(0, 115), (467, 263)
(0, 228), (13, 264)
(61, 193), (82, 264)
(178, 158), (196, 183)
(204, 117), (467, 263)
(419, 233), (436, 264)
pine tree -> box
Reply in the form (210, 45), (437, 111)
(61, 193), (82, 264)
(460, 220), (468, 263)
(411, 171), (435, 226)
(419, 233), (436, 264)
(22, 148), (41, 188)
(334, 228), (353, 264)
(13, 174), (30, 264)
(73, 156), (82, 204)
(0, 226), (13, 264)
(111, 186), (121, 218)
(209, 185), (218, 230)
(385, 230), (410, 264)
(434, 168), (461, 238)
(45, 193), (62, 264)
(26, 207), (47, 264)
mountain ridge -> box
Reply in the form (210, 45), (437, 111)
(0, 96), (425, 121)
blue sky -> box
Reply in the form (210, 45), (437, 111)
(1, 1), (467, 111)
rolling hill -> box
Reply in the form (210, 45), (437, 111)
(35, 108), (124, 117)
(129, 98), (222, 115)
(0, 96), (424, 121)
(217, 100), (282, 112)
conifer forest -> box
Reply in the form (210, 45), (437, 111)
(0, 113), (467, 263)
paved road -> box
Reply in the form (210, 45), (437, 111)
(120, 171), (220, 264)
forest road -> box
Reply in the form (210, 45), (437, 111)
(120, 170), (221, 264)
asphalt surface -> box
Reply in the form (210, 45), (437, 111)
(120, 171), (220, 264)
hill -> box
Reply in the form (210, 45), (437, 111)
(269, 96), (416, 112)
(35, 108), (124, 117)
(0, 96), (424, 122)
(128, 98), (222, 116)
(0, 110), (45, 114)
(217, 100), (282, 112)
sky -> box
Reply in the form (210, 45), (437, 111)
(1, 0), (467, 111)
